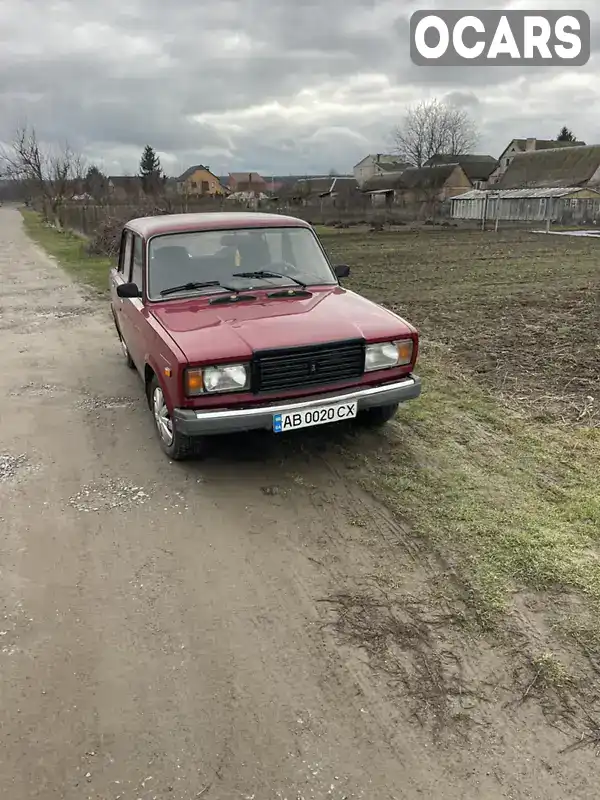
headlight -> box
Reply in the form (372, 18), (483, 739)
(364, 339), (413, 372)
(185, 363), (250, 395)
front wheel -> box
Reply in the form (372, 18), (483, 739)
(149, 376), (202, 460)
(355, 403), (399, 428)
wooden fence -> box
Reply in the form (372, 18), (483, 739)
(39, 196), (454, 238)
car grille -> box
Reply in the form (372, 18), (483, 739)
(253, 339), (366, 393)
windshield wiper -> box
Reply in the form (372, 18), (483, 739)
(231, 270), (307, 289)
(160, 280), (238, 297)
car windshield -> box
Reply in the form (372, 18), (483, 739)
(146, 226), (337, 299)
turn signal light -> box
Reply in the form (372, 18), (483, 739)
(396, 339), (413, 365)
(185, 369), (203, 394)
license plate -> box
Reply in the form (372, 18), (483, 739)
(273, 401), (358, 433)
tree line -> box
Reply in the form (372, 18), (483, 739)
(0, 127), (167, 226)
(0, 111), (580, 225)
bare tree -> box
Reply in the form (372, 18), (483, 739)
(391, 99), (479, 167)
(0, 125), (85, 228)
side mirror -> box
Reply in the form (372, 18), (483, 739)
(334, 264), (350, 279)
(116, 282), (141, 298)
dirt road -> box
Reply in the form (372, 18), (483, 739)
(0, 208), (596, 799)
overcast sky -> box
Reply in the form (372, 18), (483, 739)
(0, 0), (597, 177)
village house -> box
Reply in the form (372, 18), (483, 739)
(176, 165), (226, 196)
(362, 163), (472, 210)
(280, 176), (362, 208)
(488, 137), (586, 185)
(353, 154), (411, 188)
(424, 154), (497, 189)
(228, 172), (268, 194)
(267, 176), (319, 194)
(495, 144), (600, 190)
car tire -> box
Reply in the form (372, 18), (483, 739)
(356, 403), (399, 428)
(148, 375), (202, 461)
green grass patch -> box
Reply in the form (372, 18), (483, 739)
(352, 346), (600, 630)
(21, 210), (110, 293)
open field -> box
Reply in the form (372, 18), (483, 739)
(321, 227), (600, 679)
(327, 227), (599, 424)
(16, 209), (600, 794)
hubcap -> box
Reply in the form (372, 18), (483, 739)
(152, 387), (173, 445)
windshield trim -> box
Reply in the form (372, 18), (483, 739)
(144, 225), (339, 303)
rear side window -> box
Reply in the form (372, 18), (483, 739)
(132, 235), (143, 287)
(119, 231), (133, 277)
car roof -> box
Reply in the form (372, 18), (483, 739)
(125, 211), (313, 238)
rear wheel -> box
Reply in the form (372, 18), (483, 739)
(356, 403), (399, 428)
(149, 376), (202, 460)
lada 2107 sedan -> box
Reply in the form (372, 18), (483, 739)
(109, 212), (421, 460)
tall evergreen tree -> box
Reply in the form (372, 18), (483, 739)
(139, 145), (164, 194)
(556, 126), (576, 142)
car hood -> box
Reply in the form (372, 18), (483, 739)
(149, 287), (416, 363)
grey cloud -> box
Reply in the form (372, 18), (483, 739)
(442, 91), (481, 108)
(0, 0), (597, 175)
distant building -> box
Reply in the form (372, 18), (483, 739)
(176, 165), (226, 196)
(424, 154), (498, 189)
(362, 163), (472, 208)
(495, 144), (600, 190)
(353, 154), (411, 188)
(228, 172), (268, 194)
(488, 137), (586, 185)
(280, 176), (362, 207)
(451, 186), (600, 223)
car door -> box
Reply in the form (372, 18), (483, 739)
(122, 233), (146, 370)
(110, 229), (142, 368)
(110, 228), (133, 341)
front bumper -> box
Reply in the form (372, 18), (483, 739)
(172, 374), (421, 436)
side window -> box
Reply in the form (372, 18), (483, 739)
(119, 231), (133, 277)
(132, 235), (143, 287)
